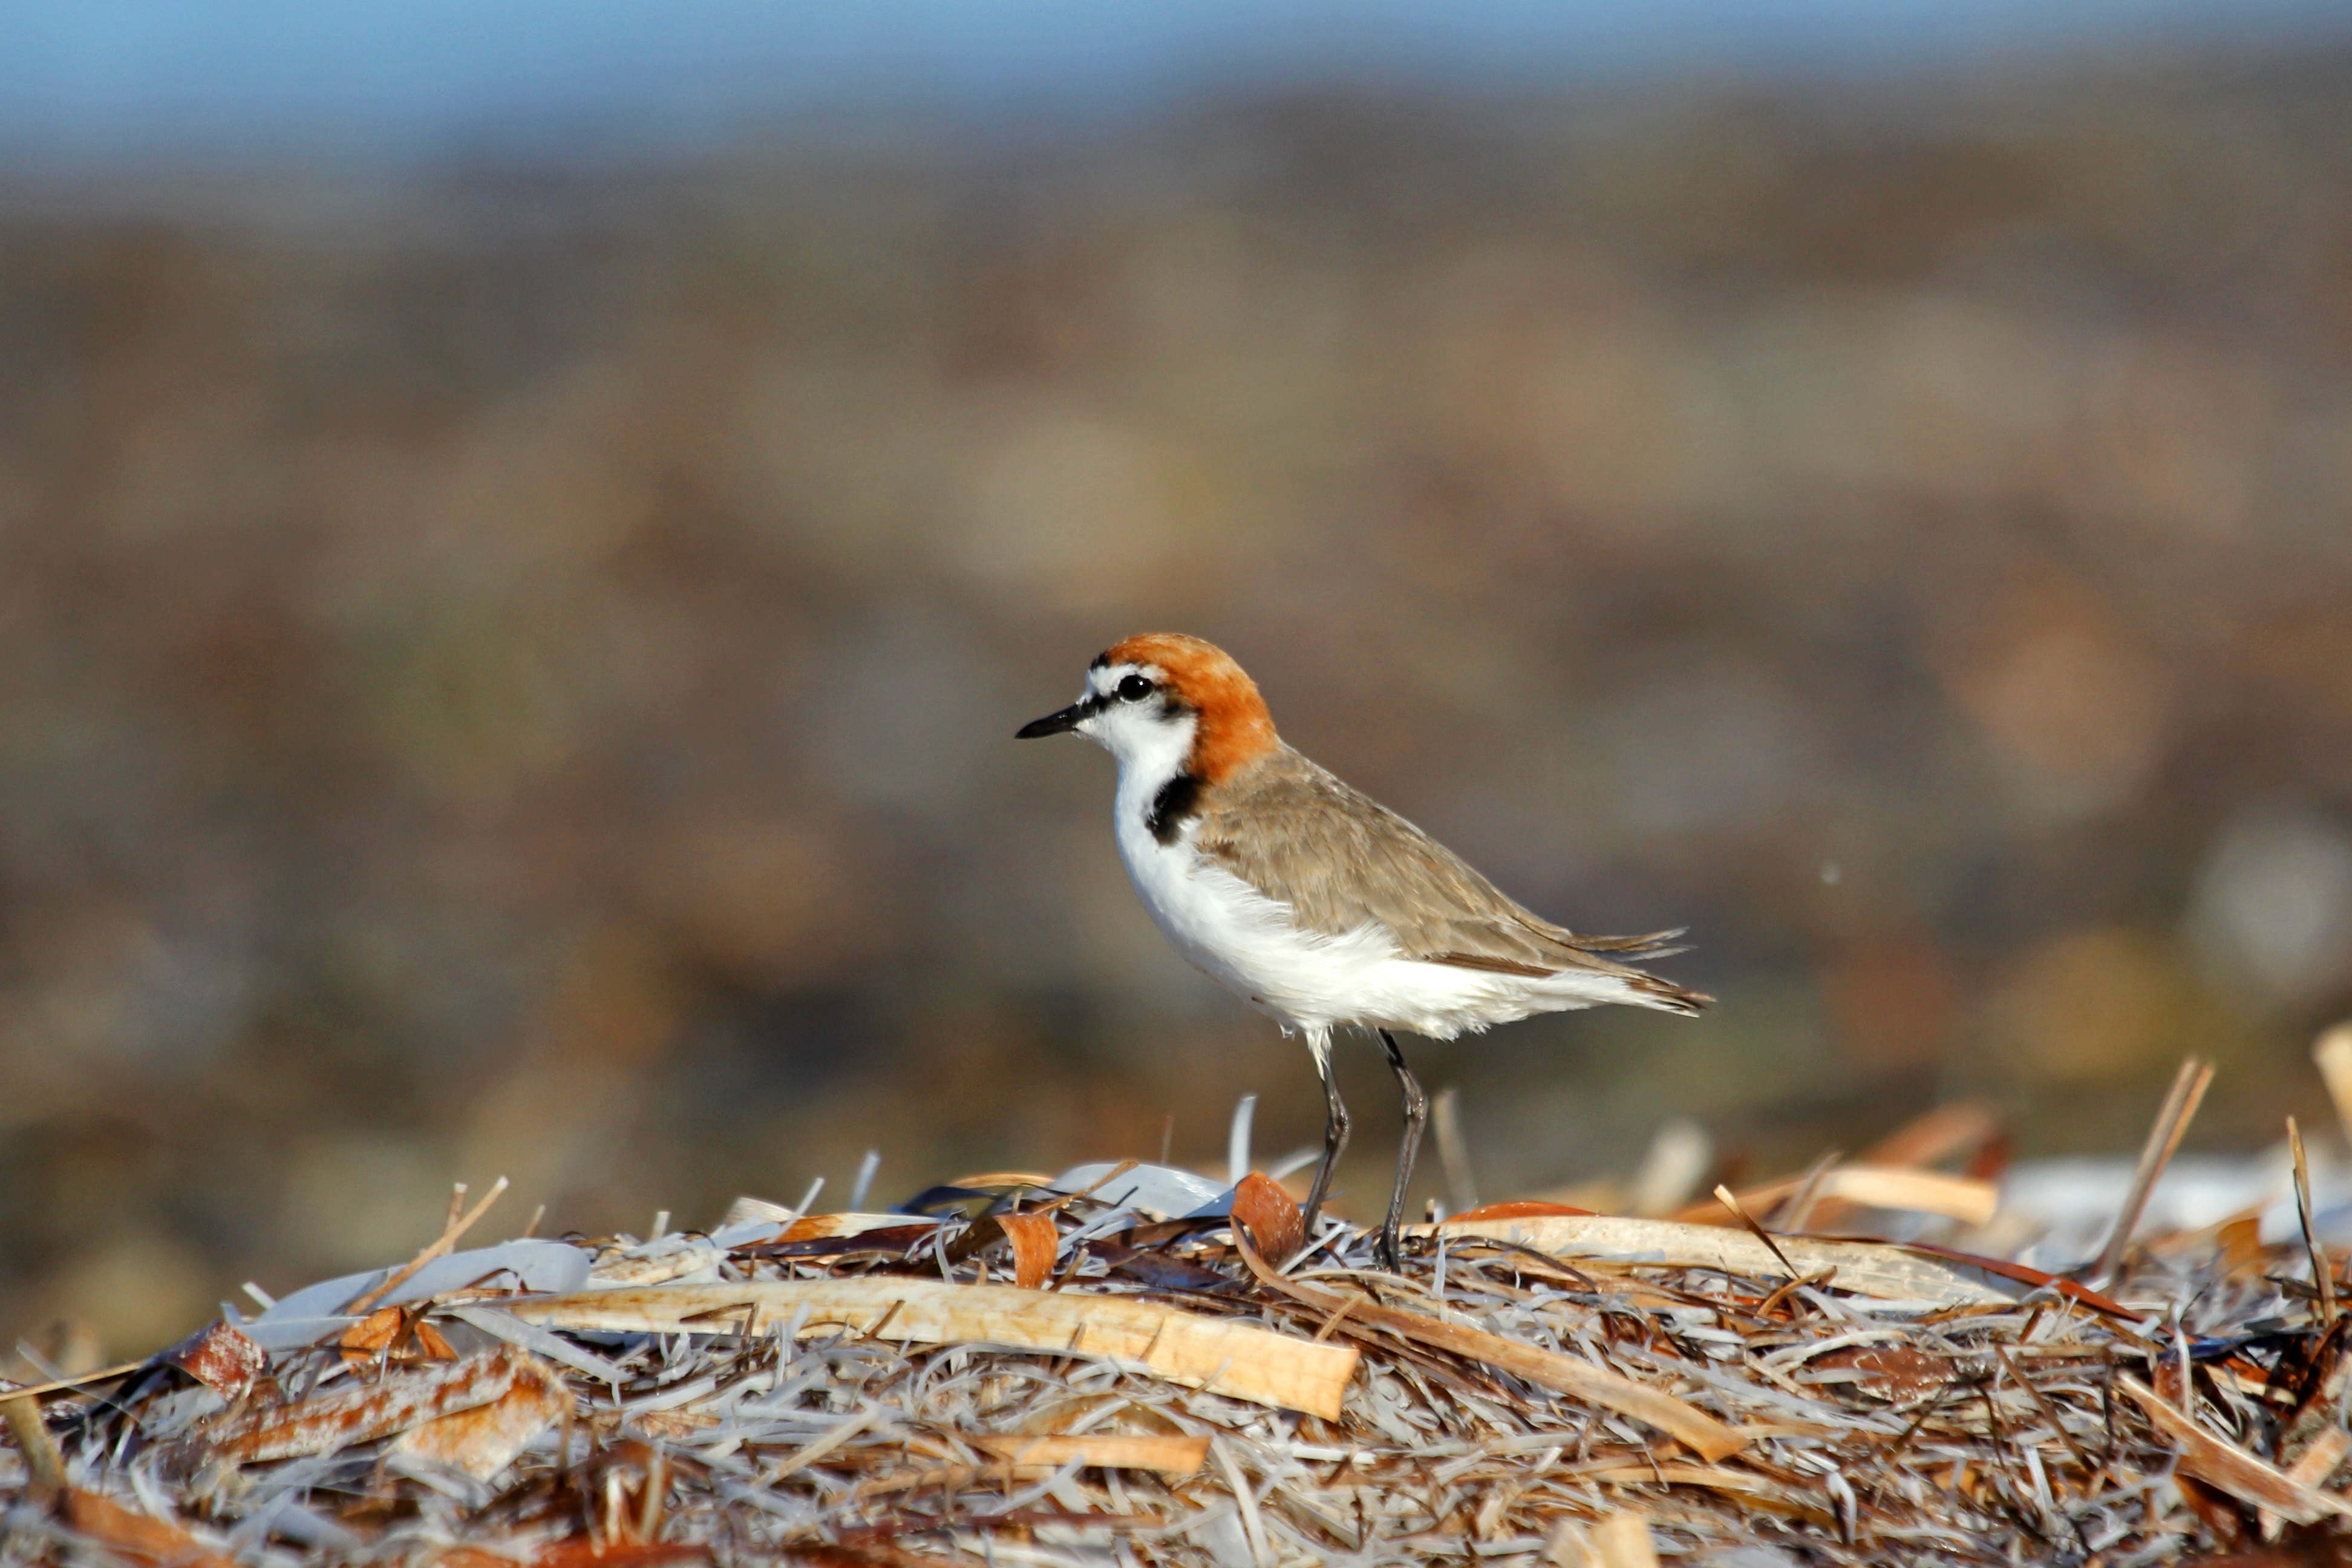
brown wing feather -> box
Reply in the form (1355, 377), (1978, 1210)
(1192, 746), (1706, 1009)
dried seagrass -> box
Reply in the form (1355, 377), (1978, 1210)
(8, 1099), (2352, 1567)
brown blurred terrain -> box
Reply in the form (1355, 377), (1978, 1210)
(5, 54), (2352, 1357)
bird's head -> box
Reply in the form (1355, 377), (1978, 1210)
(1017, 632), (1278, 783)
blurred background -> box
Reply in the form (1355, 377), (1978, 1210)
(6, 0), (2352, 1358)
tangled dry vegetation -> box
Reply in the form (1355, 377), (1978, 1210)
(11, 1045), (2352, 1568)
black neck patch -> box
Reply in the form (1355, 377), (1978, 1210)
(1146, 773), (1203, 844)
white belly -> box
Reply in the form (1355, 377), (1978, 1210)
(1112, 805), (1634, 1039)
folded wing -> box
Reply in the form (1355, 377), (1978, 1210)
(1193, 747), (1708, 1014)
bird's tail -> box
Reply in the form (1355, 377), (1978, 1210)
(1622, 969), (1711, 1016)
(1560, 928), (1710, 1014)
(1515, 918), (1711, 1015)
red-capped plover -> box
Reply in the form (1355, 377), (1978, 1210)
(1019, 632), (1708, 1266)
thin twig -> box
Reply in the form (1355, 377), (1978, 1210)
(0, 1359), (154, 1403)
(2091, 1057), (2212, 1286)
(1714, 1183), (1800, 1279)
(344, 1175), (511, 1314)
(2290, 1116), (2335, 1324)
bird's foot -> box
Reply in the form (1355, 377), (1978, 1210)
(1376, 1220), (1403, 1273)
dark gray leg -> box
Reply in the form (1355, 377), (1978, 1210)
(1301, 1029), (1350, 1240)
(1377, 1029), (1428, 1272)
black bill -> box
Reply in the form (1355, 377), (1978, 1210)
(1016, 699), (1096, 738)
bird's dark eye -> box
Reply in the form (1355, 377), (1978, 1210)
(1117, 674), (1154, 702)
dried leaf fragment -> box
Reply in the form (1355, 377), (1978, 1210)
(2314, 1022), (2352, 1148)
(970, 1431), (1209, 1475)
(1423, 1214), (2014, 1304)
(160, 1321), (267, 1402)
(209, 1347), (550, 1464)
(774, 1214), (938, 1245)
(591, 1240), (725, 1289)
(391, 1354), (569, 1478)
(1229, 1172), (1304, 1261)
(340, 1307), (406, 1364)
(511, 1279), (1357, 1418)
(2262, 1426), (2352, 1540)
(996, 1212), (1059, 1290)
(1547, 1509), (1659, 1568)
(58, 1488), (237, 1568)
(1861, 1100), (2003, 1170)
(1679, 1165), (1998, 1227)
(2120, 1374), (2352, 1525)
(1815, 1166), (2000, 1224)
(1451, 1200), (1596, 1221)
(2219, 1214), (2268, 1278)
(1803, 1344), (1945, 1398)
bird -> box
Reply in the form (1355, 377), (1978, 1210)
(1017, 633), (1708, 1267)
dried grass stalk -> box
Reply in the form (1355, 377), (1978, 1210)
(13, 1090), (2352, 1567)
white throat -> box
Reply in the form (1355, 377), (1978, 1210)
(1086, 705), (1197, 840)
